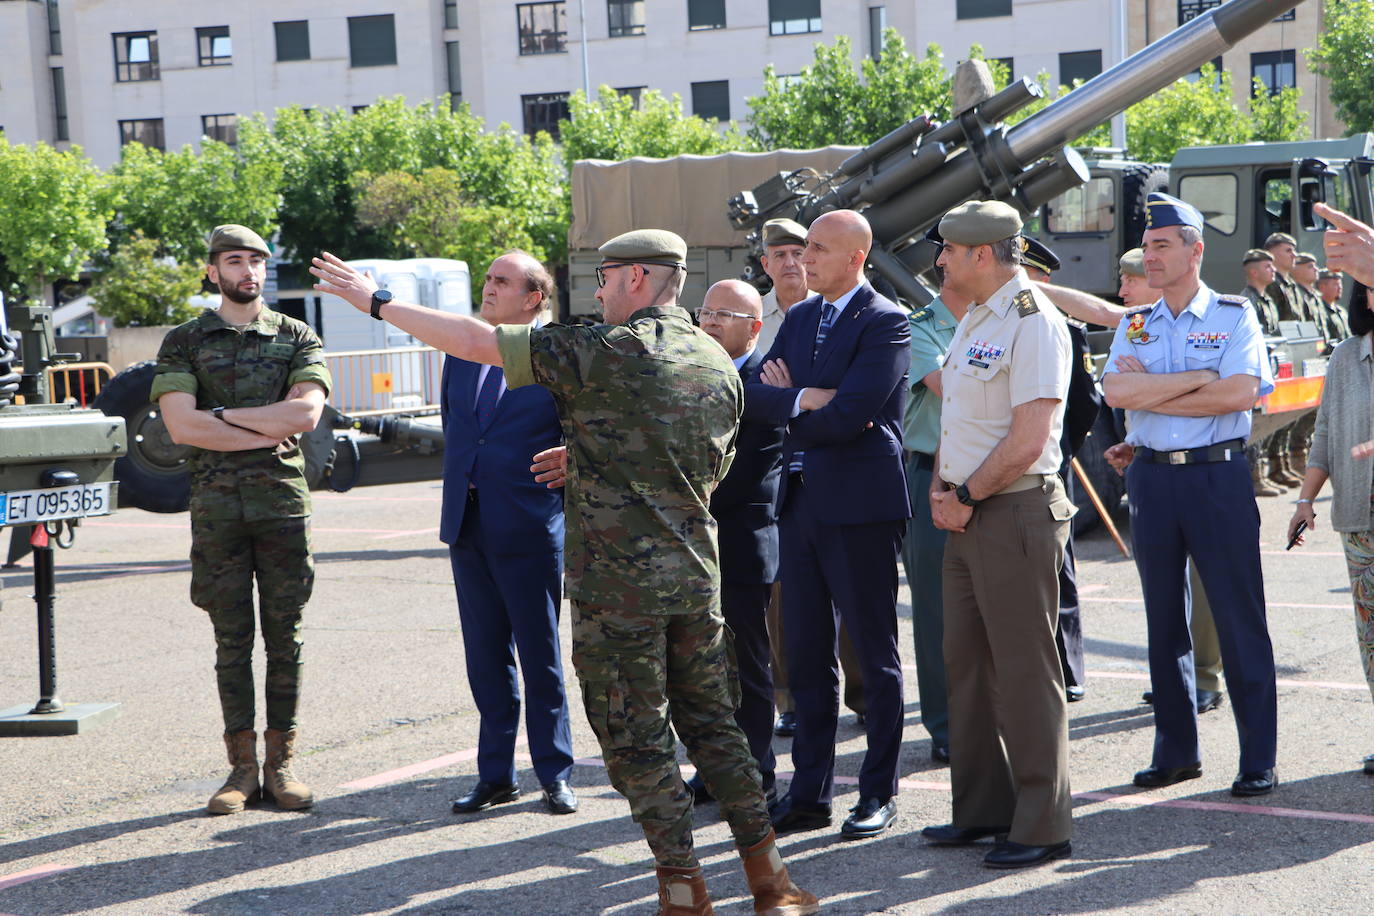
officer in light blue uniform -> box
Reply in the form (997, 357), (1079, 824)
(1103, 193), (1279, 798)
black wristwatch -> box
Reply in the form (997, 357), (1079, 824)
(212, 406), (227, 422)
(369, 288), (393, 321)
(954, 483), (981, 507)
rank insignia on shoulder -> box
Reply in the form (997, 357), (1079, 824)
(1013, 289), (1039, 318)
(911, 306), (933, 323)
(1217, 294), (1248, 307)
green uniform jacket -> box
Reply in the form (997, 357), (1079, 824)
(901, 298), (957, 455)
(498, 304), (741, 613)
(149, 307), (332, 522)
(1243, 285), (1281, 337)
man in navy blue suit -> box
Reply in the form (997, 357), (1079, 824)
(443, 252), (577, 817)
(745, 209), (911, 840)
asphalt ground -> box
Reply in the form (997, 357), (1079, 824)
(0, 478), (1370, 915)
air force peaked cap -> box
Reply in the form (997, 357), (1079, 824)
(762, 217), (808, 248)
(209, 224), (271, 258)
(1119, 248), (1146, 277)
(938, 200), (1023, 246)
(1021, 236), (1060, 274)
(598, 229), (688, 268)
(1144, 193), (1203, 232)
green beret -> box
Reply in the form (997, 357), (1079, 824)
(598, 229), (687, 268)
(1264, 232), (1297, 249)
(1243, 248), (1274, 264)
(762, 217), (808, 248)
(1118, 248), (1145, 277)
(1294, 251), (1318, 265)
(1319, 268), (1341, 281)
(208, 224), (271, 258)
(938, 200), (1022, 246)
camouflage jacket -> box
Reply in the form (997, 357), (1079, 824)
(1243, 284), (1281, 336)
(498, 304), (741, 614)
(149, 307), (332, 522)
(1268, 274), (1309, 323)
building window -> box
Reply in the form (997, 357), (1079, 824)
(197, 26), (232, 67)
(113, 32), (159, 82)
(1185, 55), (1223, 84)
(46, 0), (62, 55)
(119, 118), (165, 151)
(867, 6), (886, 58)
(518, 2), (567, 55)
(691, 80), (730, 121)
(1251, 50), (1295, 95)
(274, 21), (310, 61)
(688, 0), (725, 30)
(769, 0), (820, 35)
(1059, 50), (1102, 87)
(444, 0), (459, 29)
(956, 0), (1011, 19)
(522, 92), (569, 139)
(202, 114), (237, 146)
(51, 67), (68, 141)
(446, 41), (462, 109)
(615, 85), (645, 108)
(348, 14), (397, 68)
(608, 0), (645, 36)
(1179, 0), (1292, 24)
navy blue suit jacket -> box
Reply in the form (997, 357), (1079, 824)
(439, 355), (564, 555)
(711, 349), (785, 586)
(744, 283), (911, 525)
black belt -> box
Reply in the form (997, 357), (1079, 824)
(907, 451), (935, 472)
(1138, 438), (1245, 465)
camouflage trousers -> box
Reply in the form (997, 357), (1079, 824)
(571, 601), (771, 868)
(190, 516), (314, 734)
(1341, 529), (1374, 704)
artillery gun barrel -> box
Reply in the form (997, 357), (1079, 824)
(838, 115), (933, 177)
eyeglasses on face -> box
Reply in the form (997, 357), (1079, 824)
(696, 307), (756, 322)
(595, 262), (643, 288)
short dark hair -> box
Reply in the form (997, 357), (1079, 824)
(1348, 278), (1373, 337)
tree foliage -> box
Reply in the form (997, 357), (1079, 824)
(1308, 0), (1374, 135)
(88, 230), (203, 327)
(561, 86), (755, 164)
(0, 138), (109, 304)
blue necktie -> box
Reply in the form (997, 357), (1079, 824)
(474, 366), (503, 429)
(791, 302), (838, 474)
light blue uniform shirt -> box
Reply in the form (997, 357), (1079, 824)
(1104, 284), (1274, 450)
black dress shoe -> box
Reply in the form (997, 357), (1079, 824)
(1231, 768), (1277, 797)
(774, 712), (797, 737)
(541, 779), (577, 814)
(931, 745), (951, 764)
(1133, 763), (1202, 789)
(984, 840), (1071, 869)
(686, 774), (713, 804)
(853, 712), (867, 728)
(920, 823), (1009, 845)
(1195, 689), (1225, 714)
(769, 795), (832, 834)
(451, 780), (519, 813)
(1066, 686), (1085, 703)
(841, 796), (897, 839)
(1142, 690), (1153, 704)
(1364, 754), (1374, 775)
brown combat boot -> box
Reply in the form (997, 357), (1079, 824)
(262, 727), (314, 810)
(1290, 447), (1309, 476)
(739, 831), (820, 916)
(655, 865), (714, 916)
(207, 730), (259, 815)
(1269, 453), (1302, 487)
(1251, 458), (1282, 497)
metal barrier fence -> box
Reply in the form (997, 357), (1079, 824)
(324, 346), (444, 417)
(40, 362), (116, 407)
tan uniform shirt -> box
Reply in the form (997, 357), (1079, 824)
(939, 272), (1071, 485)
(756, 286), (814, 354)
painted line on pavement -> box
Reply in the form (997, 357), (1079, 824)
(1079, 595), (1351, 610)
(0, 863), (73, 891)
(902, 666), (1368, 692)
(342, 738), (529, 790)
(1075, 790), (1374, 825)
(315, 494), (440, 502)
(372, 527), (441, 541)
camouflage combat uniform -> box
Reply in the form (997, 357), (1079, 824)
(496, 304), (772, 868)
(150, 308), (331, 734)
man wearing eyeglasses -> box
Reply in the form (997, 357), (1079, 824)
(309, 230), (816, 916)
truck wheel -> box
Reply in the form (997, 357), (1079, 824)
(1122, 163), (1169, 250)
(1071, 409), (1126, 537)
(92, 361), (192, 514)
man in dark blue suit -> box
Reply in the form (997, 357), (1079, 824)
(745, 209), (911, 840)
(687, 279), (786, 806)
(443, 252), (577, 816)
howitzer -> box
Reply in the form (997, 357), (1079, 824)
(728, 0), (1310, 304)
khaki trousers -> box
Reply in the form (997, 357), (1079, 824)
(767, 581), (866, 716)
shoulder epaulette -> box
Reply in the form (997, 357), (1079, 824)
(910, 306), (934, 323)
(1013, 289), (1039, 318)
(1124, 303), (1154, 315)
(1217, 294), (1248, 307)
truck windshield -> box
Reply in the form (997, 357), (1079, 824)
(1047, 176), (1114, 233)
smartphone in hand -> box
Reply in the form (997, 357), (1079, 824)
(1286, 519), (1308, 550)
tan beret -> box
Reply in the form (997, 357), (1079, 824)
(938, 200), (1022, 246)
(1294, 251), (1318, 265)
(598, 229), (687, 267)
(1118, 248), (1145, 277)
(1243, 248), (1274, 264)
(209, 224), (271, 258)
(1264, 232), (1297, 249)
(762, 217), (807, 248)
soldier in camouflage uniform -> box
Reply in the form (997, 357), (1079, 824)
(153, 225), (332, 816)
(309, 232), (817, 916)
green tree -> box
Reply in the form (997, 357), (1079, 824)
(1248, 79), (1309, 144)
(561, 86), (755, 164)
(1308, 0), (1374, 134)
(88, 231), (204, 327)
(1123, 64), (1252, 163)
(0, 138), (109, 304)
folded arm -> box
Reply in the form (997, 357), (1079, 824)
(1103, 355), (1217, 411)
(785, 313), (910, 449)
(963, 397), (1060, 500)
(159, 391), (282, 451)
(1147, 373), (1261, 417)
(220, 382), (328, 439)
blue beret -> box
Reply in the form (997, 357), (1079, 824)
(1144, 193), (1203, 232)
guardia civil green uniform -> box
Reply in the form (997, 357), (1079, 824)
(495, 230), (771, 868)
(150, 231), (331, 736)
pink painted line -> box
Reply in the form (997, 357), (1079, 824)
(373, 527), (440, 541)
(0, 863), (74, 891)
(904, 666), (1368, 693)
(83, 521), (188, 530)
(315, 494), (441, 503)
(1261, 550), (1344, 558)
(1079, 596), (1351, 610)
(339, 748), (479, 790)
(1076, 790), (1374, 825)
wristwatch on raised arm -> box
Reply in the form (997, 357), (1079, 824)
(369, 288), (394, 321)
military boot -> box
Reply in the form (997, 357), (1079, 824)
(1290, 447), (1309, 476)
(1251, 458), (1282, 497)
(207, 730), (259, 815)
(262, 727), (314, 810)
(1269, 452), (1302, 487)
(655, 865), (714, 916)
(739, 831), (820, 916)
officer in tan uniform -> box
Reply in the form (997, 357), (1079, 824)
(919, 200), (1076, 869)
